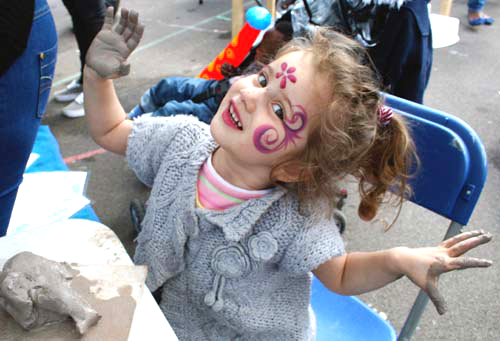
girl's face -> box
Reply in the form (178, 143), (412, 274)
(211, 51), (328, 171)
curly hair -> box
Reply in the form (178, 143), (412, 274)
(270, 27), (417, 222)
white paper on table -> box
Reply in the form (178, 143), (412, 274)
(7, 171), (90, 236)
(25, 153), (40, 170)
(21, 171), (88, 196)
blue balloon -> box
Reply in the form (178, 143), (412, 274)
(246, 6), (272, 31)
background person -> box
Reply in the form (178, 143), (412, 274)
(368, 0), (433, 104)
(53, 0), (108, 118)
(0, 0), (58, 235)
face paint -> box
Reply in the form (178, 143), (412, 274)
(275, 62), (297, 89)
(253, 105), (308, 154)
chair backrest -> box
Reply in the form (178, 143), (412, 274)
(386, 94), (488, 340)
(385, 93), (488, 225)
(311, 94), (488, 341)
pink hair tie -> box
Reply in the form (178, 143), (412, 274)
(378, 106), (394, 126)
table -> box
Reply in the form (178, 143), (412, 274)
(232, 0), (276, 38)
(0, 219), (178, 340)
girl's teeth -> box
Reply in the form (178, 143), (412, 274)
(229, 103), (242, 130)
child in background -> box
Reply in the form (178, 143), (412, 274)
(127, 20), (293, 123)
(83, 8), (493, 340)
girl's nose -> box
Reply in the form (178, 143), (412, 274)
(240, 87), (263, 113)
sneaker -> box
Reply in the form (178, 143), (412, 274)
(62, 93), (85, 118)
(54, 79), (82, 102)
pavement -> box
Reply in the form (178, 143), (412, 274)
(43, 0), (499, 339)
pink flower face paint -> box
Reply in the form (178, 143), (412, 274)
(253, 105), (308, 154)
(275, 62), (297, 89)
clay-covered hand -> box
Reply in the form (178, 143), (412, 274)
(85, 7), (144, 79)
(397, 230), (492, 315)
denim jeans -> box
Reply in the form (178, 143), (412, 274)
(468, 0), (485, 12)
(0, 0), (58, 236)
(128, 77), (225, 124)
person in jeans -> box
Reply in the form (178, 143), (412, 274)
(0, 0), (58, 236)
(53, 0), (109, 118)
(128, 76), (230, 124)
(467, 0), (494, 26)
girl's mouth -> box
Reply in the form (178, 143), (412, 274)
(222, 100), (243, 131)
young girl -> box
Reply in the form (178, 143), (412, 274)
(83, 8), (493, 340)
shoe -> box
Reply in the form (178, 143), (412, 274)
(54, 79), (82, 102)
(484, 17), (494, 25)
(468, 13), (495, 26)
(468, 17), (485, 26)
(62, 93), (85, 118)
(130, 199), (145, 235)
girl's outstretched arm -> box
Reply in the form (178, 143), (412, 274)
(313, 230), (492, 314)
(83, 7), (144, 155)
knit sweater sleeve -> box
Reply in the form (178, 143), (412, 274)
(128, 115), (210, 291)
(126, 115), (205, 187)
(279, 217), (345, 275)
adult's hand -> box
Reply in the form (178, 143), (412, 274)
(398, 230), (492, 314)
(85, 7), (144, 79)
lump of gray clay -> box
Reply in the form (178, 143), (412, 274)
(0, 251), (101, 334)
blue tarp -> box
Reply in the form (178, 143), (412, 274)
(27, 125), (100, 222)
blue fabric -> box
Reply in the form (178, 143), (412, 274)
(468, 0), (485, 12)
(28, 126), (68, 173)
(27, 125), (100, 222)
(0, 0), (57, 236)
(369, 0), (433, 104)
(128, 77), (224, 124)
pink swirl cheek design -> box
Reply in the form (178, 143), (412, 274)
(275, 62), (297, 89)
(253, 124), (281, 154)
(253, 105), (308, 154)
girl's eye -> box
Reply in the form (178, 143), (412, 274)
(257, 73), (267, 87)
(272, 103), (284, 120)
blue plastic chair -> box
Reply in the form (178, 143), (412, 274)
(311, 93), (488, 341)
(312, 277), (397, 341)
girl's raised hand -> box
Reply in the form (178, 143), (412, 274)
(85, 7), (144, 79)
(398, 230), (492, 315)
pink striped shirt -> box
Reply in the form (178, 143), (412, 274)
(196, 154), (272, 210)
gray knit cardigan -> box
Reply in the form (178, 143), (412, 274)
(127, 115), (345, 340)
